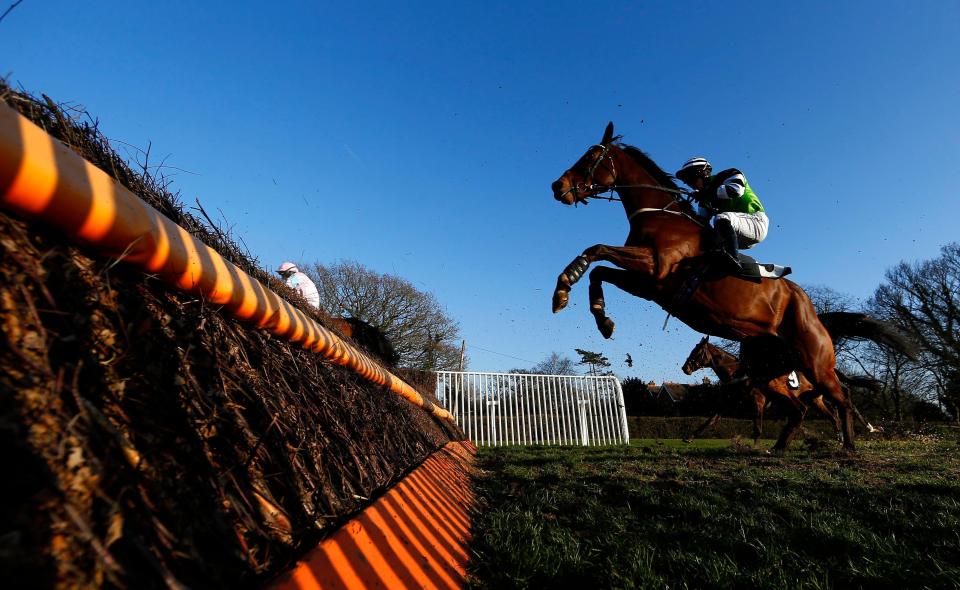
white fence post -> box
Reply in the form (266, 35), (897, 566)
(436, 371), (629, 447)
(578, 398), (589, 446)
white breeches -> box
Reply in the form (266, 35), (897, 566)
(715, 211), (769, 249)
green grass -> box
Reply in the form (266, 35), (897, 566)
(466, 438), (960, 590)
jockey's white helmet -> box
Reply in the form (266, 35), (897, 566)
(677, 156), (712, 177)
(277, 261), (298, 274)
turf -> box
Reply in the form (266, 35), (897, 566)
(466, 437), (960, 589)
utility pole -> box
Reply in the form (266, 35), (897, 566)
(459, 340), (465, 371)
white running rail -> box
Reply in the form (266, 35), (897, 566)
(435, 371), (630, 447)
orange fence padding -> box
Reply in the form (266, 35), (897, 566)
(0, 103), (453, 423)
(268, 441), (476, 590)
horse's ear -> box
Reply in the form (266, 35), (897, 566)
(601, 122), (614, 144)
(701, 335), (709, 343)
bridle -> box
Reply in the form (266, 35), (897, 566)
(684, 340), (713, 373)
(559, 143), (706, 228)
(700, 341), (750, 385)
(556, 143), (616, 205)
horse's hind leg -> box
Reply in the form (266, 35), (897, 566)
(772, 402), (806, 452)
(767, 382), (808, 452)
(750, 389), (766, 444)
(841, 382), (877, 433)
(811, 395), (842, 440)
(788, 284), (857, 449)
(853, 406), (877, 433)
(809, 373), (856, 450)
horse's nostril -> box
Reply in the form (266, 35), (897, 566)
(551, 179), (564, 193)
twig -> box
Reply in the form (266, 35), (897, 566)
(0, 1), (25, 26)
(193, 198), (233, 247)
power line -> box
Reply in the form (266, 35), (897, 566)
(468, 344), (536, 365)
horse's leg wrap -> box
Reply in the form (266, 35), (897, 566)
(553, 255), (591, 313)
(561, 254), (590, 286)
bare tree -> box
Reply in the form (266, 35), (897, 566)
(871, 243), (960, 421)
(850, 334), (930, 420)
(306, 260), (463, 370)
(803, 284), (862, 360)
(873, 243), (960, 367)
(804, 284), (859, 315)
(528, 352), (577, 376)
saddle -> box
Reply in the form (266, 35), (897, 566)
(734, 252), (792, 280)
(704, 226), (792, 280)
(671, 253), (792, 309)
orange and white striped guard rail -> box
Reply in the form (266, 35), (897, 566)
(0, 103), (454, 423)
(268, 441), (477, 590)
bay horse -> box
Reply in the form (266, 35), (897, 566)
(680, 336), (877, 445)
(549, 122), (913, 450)
(331, 316), (400, 367)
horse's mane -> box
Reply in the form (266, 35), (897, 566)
(617, 143), (680, 190)
(706, 341), (737, 362)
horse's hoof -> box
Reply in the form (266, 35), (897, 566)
(598, 318), (615, 339)
(552, 290), (569, 313)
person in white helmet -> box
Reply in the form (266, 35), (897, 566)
(276, 261), (321, 308)
(675, 157), (768, 272)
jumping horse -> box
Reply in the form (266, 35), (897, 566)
(550, 122), (912, 450)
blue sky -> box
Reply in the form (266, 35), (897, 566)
(3, 1), (959, 381)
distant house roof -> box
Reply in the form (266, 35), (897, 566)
(657, 382), (689, 402)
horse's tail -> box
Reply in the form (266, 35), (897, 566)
(835, 368), (882, 392)
(817, 312), (917, 360)
(343, 317), (401, 367)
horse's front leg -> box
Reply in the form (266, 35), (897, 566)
(552, 244), (659, 313)
(685, 414), (721, 443)
(587, 266), (657, 338)
(553, 254), (591, 312)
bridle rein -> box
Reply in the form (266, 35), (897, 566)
(561, 143), (706, 228)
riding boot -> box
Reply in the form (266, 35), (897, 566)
(714, 217), (742, 272)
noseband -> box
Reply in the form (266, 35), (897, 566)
(558, 144), (616, 205)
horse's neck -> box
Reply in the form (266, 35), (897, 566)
(708, 347), (742, 382)
(613, 152), (674, 212)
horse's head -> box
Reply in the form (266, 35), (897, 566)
(681, 336), (712, 375)
(551, 122), (620, 205)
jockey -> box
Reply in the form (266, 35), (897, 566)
(277, 261), (321, 308)
(675, 157), (768, 272)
